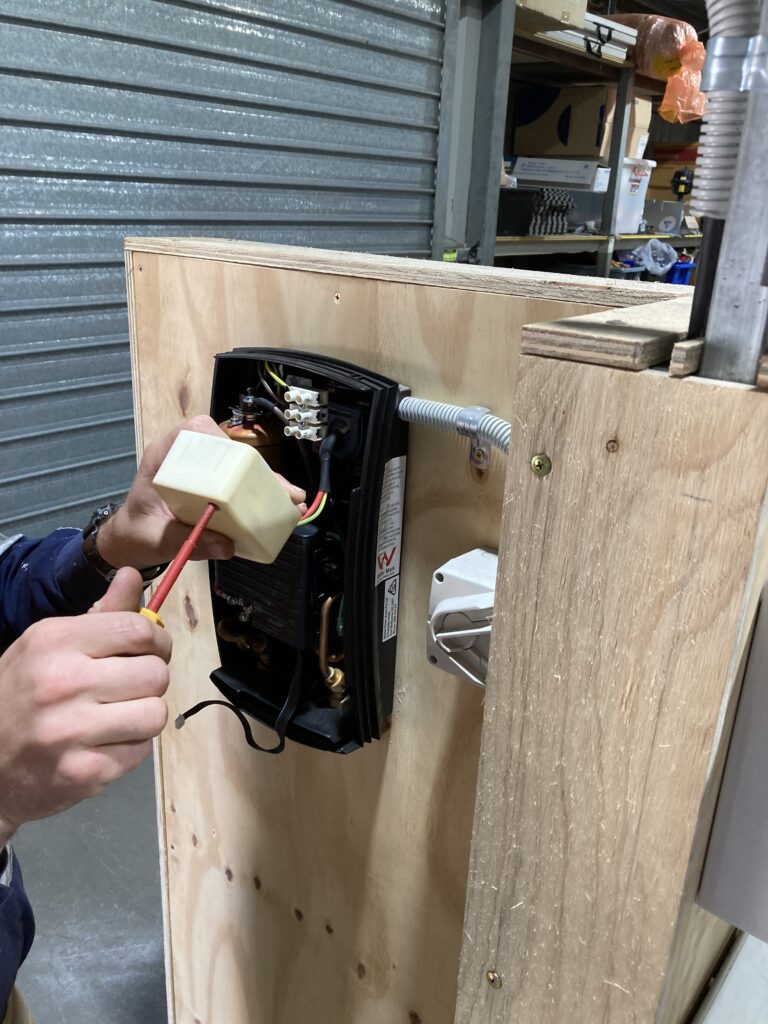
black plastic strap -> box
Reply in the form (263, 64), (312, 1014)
(176, 651), (303, 755)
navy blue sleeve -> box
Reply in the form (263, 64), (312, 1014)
(0, 532), (110, 1002)
(0, 849), (35, 1020)
(0, 531), (109, 652)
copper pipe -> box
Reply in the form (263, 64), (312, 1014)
(318, 594), (342, 680)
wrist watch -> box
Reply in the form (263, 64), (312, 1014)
(82, 503), (168, 584)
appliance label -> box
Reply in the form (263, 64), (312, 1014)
(382, 575), (400, 643)
(375, 455), (406, 586)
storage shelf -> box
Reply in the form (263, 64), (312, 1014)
(495, 234), (608, 256)
(495, 233), (703, 259)
(616, 233), (703, 249)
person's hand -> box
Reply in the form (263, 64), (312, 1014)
(0, 570), (171, 848)
(96, 415), (306, 571)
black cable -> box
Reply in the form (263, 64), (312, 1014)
(250, 395), (287, 424)
(295, 436), (318, 494)
(176, 651), (303, 755)
(318, 432), (338, 494)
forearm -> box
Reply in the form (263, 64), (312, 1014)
(0, 532), (107, 647)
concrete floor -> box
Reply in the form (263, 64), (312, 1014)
(696, 935), (768, 1023)
(13, 759), (166, 1024)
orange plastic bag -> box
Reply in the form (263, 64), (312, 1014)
(608, 14), (707, 123)
(660, 65), (707, 123)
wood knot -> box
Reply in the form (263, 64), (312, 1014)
(178, 381), (191, 416)
(606, 438), (619, 453)
(184, 595), (198, 630)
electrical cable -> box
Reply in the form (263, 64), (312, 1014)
(176, 651), (303, 755)
(297, 432), (338, 524)
(245, 393), (287, 424)
(265, 362), (287, 389)
(258, 367), (281, 405)
(299, 493), (327, 525)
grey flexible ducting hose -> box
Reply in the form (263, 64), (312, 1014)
(398, 397), (511, 455)
(691, 0), (761, 218)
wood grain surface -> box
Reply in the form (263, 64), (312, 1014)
(126, 244), (604, 1024)
(456, 359), (768, 1024)
(669, 339), (704, 378)
(124, 236), (688, 308)
(521, 295), (692, 369)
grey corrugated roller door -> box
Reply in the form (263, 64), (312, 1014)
(0, 0), (446, 537)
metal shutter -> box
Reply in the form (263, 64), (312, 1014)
(0, 0), (445, 536)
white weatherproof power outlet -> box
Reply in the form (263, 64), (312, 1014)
(426, 548), (498, 686)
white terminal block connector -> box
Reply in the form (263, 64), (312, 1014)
(284, 387), (328, 408)
(283, 407), (328, 424)
(284, 424), (327, 442)
(151, 430), (301, 563)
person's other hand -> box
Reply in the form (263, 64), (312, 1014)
(96, 415), (306, 570)
(0, 570), (171, 847)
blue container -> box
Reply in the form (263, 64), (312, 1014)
(666, 261), (697, 285)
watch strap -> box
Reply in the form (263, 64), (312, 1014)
(83, 503), (169, 585)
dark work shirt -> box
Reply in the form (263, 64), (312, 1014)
(0, 847), (34, 1019)
(0, 530), (108, 1016)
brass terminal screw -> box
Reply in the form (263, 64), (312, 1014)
(486, 970), (502, 989)
(530, 453), (552, 477)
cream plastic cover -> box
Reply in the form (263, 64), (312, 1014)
(152, 430), (300, 563)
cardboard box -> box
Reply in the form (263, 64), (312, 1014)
(514, 85), (652, 161)
(646, 143), (698, 202)
(516, 0), (586, 29)
(513, 156), (611, 191)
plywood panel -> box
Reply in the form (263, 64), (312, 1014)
(521, 295), (692, 369)
(126, 243), (604, 1024)
(456, 359), (768, 1024)
(126, 236), (688, 307)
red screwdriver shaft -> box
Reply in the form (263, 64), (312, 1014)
(146, 502), (218, 614)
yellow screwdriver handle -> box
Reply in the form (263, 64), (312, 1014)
(139, 607), (165, 629)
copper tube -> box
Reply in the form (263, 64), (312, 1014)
(318, 594), (342, 680)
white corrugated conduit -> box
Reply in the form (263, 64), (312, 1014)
(691, 0), (762, 218)
(398, 397), (511, 455)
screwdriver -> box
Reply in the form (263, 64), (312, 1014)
(139, 502), (218, 628)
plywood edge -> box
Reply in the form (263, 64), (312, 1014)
(122, 237), (689, 308)
(521, 295), (692, 369)
(125, 248), (177, 1024)
(669, 339), (704, 378)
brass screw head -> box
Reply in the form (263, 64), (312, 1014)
(530, 453), (552, 477)
(486, 969), (502, 989)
